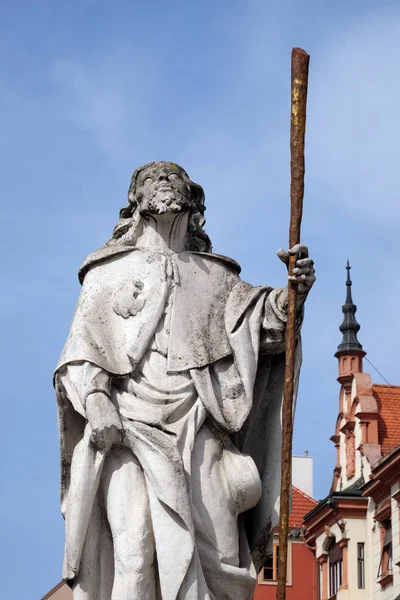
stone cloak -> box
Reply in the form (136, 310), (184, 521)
(55, 246), (301, 597)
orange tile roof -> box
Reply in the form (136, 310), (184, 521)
(289, 486), (318, 528)
(373, 385), (400, 455)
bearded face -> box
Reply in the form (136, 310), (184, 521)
(133, 164), (193, 216)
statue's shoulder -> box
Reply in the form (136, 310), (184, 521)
(78, 245), (137, 283)
(190, 251), (241, 274)
(79, 247), (242, 284)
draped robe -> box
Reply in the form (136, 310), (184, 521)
(55, 247), (302, 599)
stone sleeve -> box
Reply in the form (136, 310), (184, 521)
(58, 362), (111, 418)
(260, 288), (303, 354)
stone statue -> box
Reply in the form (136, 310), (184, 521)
(55, 161), (315, 600)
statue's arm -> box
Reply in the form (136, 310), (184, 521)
(260, 287), (304, 354)
(58, 362), (110, 414)
(58, 362), (124, 451)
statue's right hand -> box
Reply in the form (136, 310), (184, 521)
(86, 392), (124, 452)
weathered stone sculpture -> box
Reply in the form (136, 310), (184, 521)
(55, 161), (315, 600)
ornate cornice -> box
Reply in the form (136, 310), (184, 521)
(363, 449), (400, 502)
(392, 489), (400, 503)
(374, 498), (391, 523)
(304, 495), (368, 545)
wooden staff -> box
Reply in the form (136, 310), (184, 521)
(276, 47), (310, 600)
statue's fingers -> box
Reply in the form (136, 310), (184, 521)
(293, 266), (315, 277)
(289, 244), (309, 257)
(277, 248), (289, 264)
(99, 431), (114, 452)
(296, 257), (313, 267)
(90, 430), (104, 450)
(109, 425), (123, 445)
(307, 275), (316, 286)
(300, 275), (316, 289)
(288, 274), (307, 283)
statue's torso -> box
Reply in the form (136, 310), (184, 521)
(58, 248), (241, 376)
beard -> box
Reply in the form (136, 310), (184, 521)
(139, 189), (191, 215)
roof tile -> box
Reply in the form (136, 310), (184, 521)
(289, 486), (318, 528)
(373, 385), (400, 455)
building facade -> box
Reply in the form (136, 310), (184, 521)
(254, 485), (318, 600)
(304, 263), (400, 599)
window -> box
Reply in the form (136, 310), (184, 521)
(329, 541), (343, 597)
(262, 544), (279, 582)
(317, 563), (322, 600)
(357, 543), (365, 589)
(378, 521), (392, 578)
(259, 542), (292, 586)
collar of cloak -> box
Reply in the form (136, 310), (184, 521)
(78, 244), (241, 284)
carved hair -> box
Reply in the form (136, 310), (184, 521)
(107, 161), (212, 252)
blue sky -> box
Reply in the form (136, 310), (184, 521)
(1, 1), (400, 598)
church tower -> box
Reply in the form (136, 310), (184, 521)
(330, 263), (372, 491)
(334, 261), (366, 388)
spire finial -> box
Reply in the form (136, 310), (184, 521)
(336, 261), (364, 355)
(345, 260), (353, 304)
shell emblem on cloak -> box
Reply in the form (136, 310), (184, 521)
(112, 279), (146, 319)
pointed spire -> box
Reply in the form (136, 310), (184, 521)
(336, 261), (364, 354)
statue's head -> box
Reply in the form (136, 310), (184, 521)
(111, 161), (211, 252)
(127, 161), (204, 217)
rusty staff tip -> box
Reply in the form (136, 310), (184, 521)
(292, 47), (309, 57)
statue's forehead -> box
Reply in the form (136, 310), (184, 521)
(139, 162), (182, 178)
